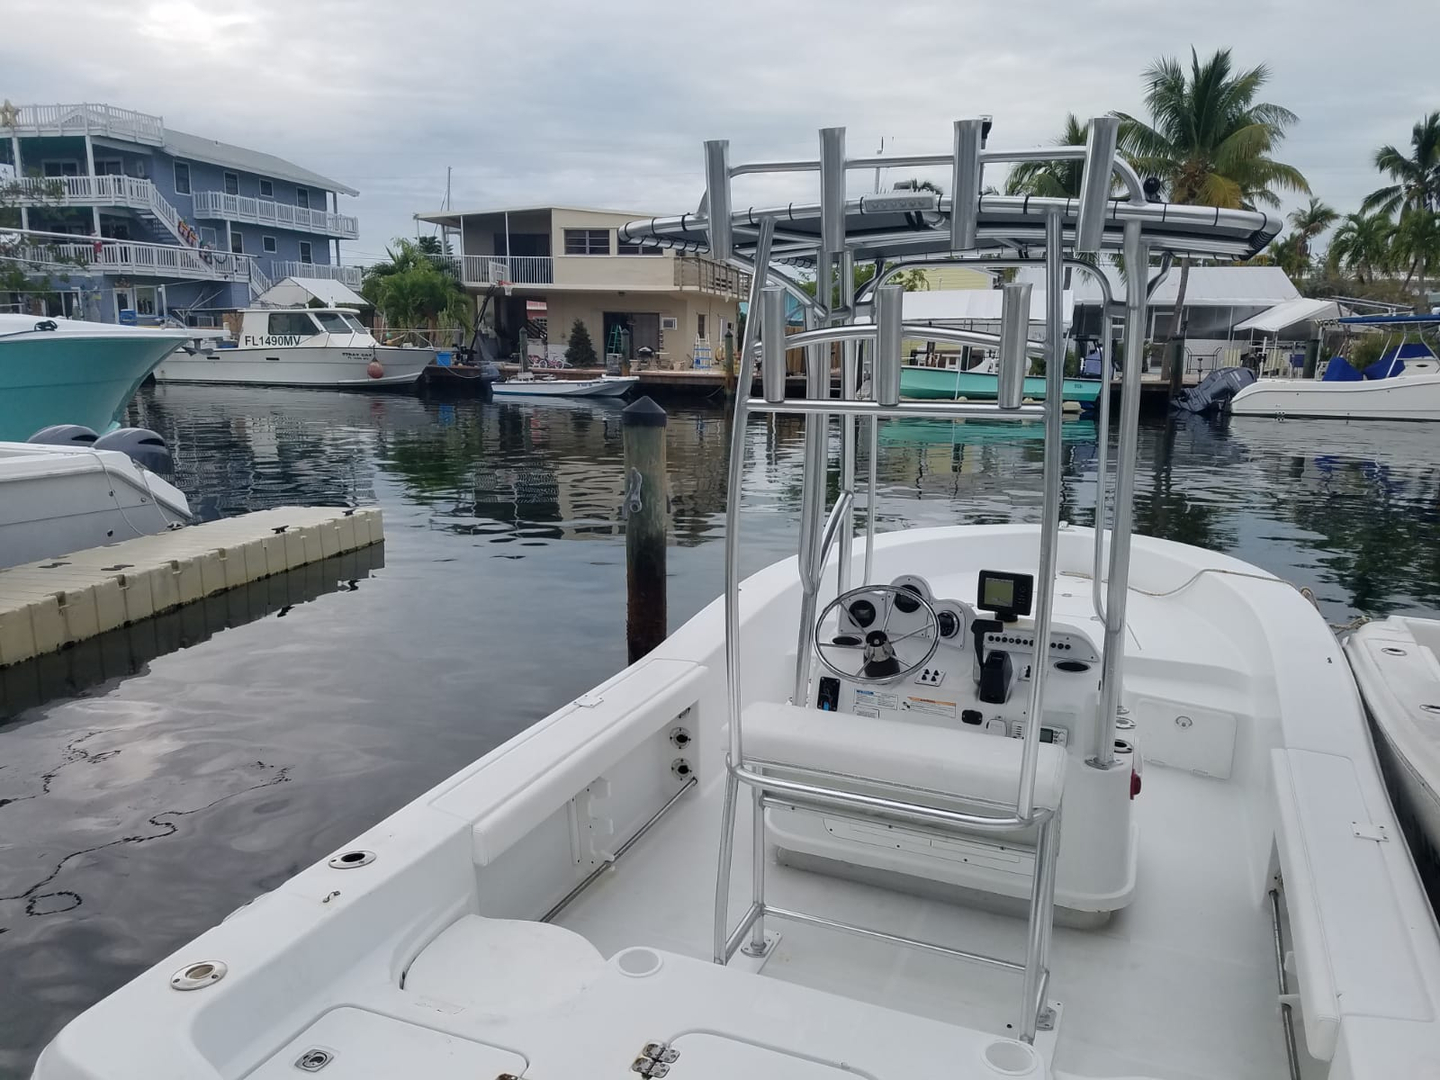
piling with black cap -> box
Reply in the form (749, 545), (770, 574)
(622, 396), (668, 663)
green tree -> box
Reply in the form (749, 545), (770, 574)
(1287, 196), (1338, 267)
(360, 237), (468, 333)
(1327, 211), (1396, 283)
(1004, 114), (1090, 197)
(1265, 234), (1309, 280)
(1362, 112), (1440, 217)
(1114, 47), (1309, 342)
(1392, 208), (1440, 295)
(565, 318), (598, 366)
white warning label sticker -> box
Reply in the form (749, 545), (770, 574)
(902, 696), (957, 719)
(854, 688), (899, 713)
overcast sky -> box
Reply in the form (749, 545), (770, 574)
(5, 0), (1437, 262)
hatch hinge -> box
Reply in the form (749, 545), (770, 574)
(631, 1041), (681, 1077)
(1351, 820), (1389, 842)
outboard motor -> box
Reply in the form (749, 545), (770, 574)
(1172, 367), (1257, 415)
(27, 424), (99, 446)
(93, 427), (175, 477)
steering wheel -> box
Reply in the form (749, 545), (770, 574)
(814, 584), (942, 685)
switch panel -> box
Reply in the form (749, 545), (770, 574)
(915, 667), (946, 687)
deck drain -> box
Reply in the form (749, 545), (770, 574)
(170, 960), (228, 991)
(1422, 703), (1440, 714)
(1382, 646), (1408, 656)
(327, 849), (375, 869)
(295, 1048), (333, 1072)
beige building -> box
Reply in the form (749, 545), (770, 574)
(416, 205), (746, 367)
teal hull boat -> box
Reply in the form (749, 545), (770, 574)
(900, 364), (1103, 408)
(0, 316), (192, 440)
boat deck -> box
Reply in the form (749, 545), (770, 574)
(557, 753), (1288, 1079)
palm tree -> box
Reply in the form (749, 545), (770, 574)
(1287, 197), (1337, 267)
(1327, 212), (1395, 284)
(1392, 208), (1440, 296)
(1004, 114), (1089, 197)
(1266, 234), (1308, 281)
(1361, 112), (1440, 217)
(1113, 48), (1309, 349)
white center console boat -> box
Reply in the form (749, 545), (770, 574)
(33, 118), (1440, 1080)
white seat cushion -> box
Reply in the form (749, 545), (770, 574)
(743, 701), (1065, 811)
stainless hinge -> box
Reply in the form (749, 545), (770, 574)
(1351, 820), (1389, 842)
(632, 1041), (680, 1077)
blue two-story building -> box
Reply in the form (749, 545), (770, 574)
(2, 102), (361, 325)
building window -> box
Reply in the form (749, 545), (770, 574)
(126, 159), (147, 178)
(173, 161), (191, 194)
(230, 230), (244, 254)
(259, 178), (273, 198)
(299, 241), (313, 264)
(615, 239), (662, 255)
(199, 227), (217, 246)
(42, 161), (79, 177)
(95, 159), (124, 176)
(262, 236), (277, 253)
(135, 286), (157, 317)
(563, 229), (610, 256)
(268, 311), (319, 337)
(696, 313), (707, 340)
(296, 187), (309, 209)
(224, 172), (239, 196)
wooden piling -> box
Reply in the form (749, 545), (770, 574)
(723, 327), (737, 396)
(622, 396), (668, 663)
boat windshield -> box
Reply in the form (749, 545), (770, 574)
(313, 311), (367, 334)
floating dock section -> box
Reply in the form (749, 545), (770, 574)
(0, 506), (382, 668)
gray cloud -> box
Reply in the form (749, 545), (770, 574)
(4, 0), (1438, 260)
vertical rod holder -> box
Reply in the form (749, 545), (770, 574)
(704, 139), (732, 263)
(997, 281), (1032, 409)
(819, 127), (847, 257)
(1074, 116), (1119, 254)
(760, 287), (787, 403)
(874, 285), (904, 406)
(950, 119), (985, 251)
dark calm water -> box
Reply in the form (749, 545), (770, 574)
(3, 383), (1438, 1073)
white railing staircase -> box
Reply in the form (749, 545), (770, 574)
(8, 175), (199, 248)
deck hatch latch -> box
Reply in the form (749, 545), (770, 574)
(631, 1041), (680, 1077)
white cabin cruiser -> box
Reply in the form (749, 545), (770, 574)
(153, 308), (432, 388)
(33, 119), (1440, 1080)
(1230, 314), (1440, 420)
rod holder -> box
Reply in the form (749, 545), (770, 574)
(820, 127), (847, 257)
(704, 139), (732, 262)
(950, 119), (985, 251)
(1074, 116), (1119, 254)
(874, 285), (904, 406)
(997, 282), (1032, 410)
(760, 287), (787, 404)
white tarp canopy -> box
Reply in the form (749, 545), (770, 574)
(900, 288), (1075, 327)
(255, 277), (368, 309)
(1025, 264), (1300, 308)
(1232, 297), (1340, 335)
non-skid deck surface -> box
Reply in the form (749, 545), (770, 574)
(556, 759), (1286, 1080)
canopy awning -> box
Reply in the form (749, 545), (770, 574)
(255, 277), (368, 309)
(1233, 297), (1339, 334)
(901, 288), (1074, 327)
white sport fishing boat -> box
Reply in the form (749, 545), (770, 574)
(34, 119), (1440, 1080)
(1345, 616), (1440, 872)
(491, 372), (639, 397)
(1229, 314), (1440, 420)
(153, 308), (432, 388)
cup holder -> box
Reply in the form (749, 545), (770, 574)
(982, 1038), (1039, 1076)
(614, 947), (663, 978)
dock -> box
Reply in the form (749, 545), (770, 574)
(0, 506), (383, 668)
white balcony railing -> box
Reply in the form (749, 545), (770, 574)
(7, 103), (165, 145)
(458, 255), (553, 285)
(271, 261), (363, 288)
(7, 175), (192, 245)
(3, 233), (256, 283)
(192, 191), (359, 239)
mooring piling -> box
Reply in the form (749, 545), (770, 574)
(622, 396), (668, 663)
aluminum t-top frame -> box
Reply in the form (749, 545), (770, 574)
(622, 118), (1272, 1042)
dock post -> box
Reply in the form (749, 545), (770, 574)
(723, 326), (737, 396)
(1166, 338), (1185, 396)
(1303, 338), (1320, 379)
(623, 397), (668, 663)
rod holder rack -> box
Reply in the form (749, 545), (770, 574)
(997, 282), (1032, 410)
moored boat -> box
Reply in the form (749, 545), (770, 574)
(901, 361), (1103, 407)
(490, 373), (639, 397)
(154, 308), (432, 388)
(33, 116), (1440, 1080)
(0, 314), (194, 440)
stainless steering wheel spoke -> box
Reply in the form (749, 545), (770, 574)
(813, 584), (942, 686)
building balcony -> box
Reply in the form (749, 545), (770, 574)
(7, 175), (192, 244)
(192, 190), (359, 240)
(7, 103), (165, 145)
(270, 261), (363, 288)
(5, 233), (256, 283)
(458, 255), (553, 286)
(675, 254), (751, 297)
